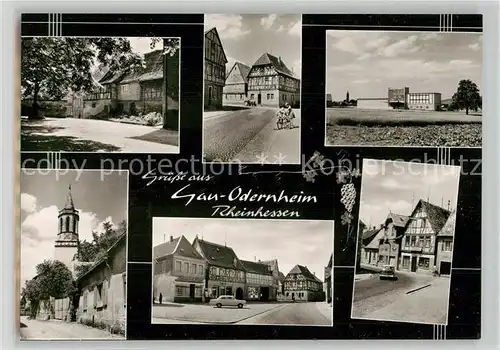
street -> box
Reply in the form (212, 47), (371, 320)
(19, 316), (124, 340)
(352, 271), (450, 324)
(203, 107), (301, 164)
(153, 301), (331, 326)
(21, 117), (179, 153)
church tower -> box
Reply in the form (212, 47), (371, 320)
(54, 185), (79, 270)
(346, 90), (350, 102)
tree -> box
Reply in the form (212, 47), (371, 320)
(21, 38), (143, 119)
(452, 79), (481, 115)
(22, 260), (76, 319)
(74, 220), (127, 278)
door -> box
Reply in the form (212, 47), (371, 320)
(189, 284), (195, 299)
(208, 86), (213, 105)
(226, 286), (232, 296)
(440, 261), (451, 275)
(411, 257), (417, 272)
(257, 93), (261, 105)
(260, 287), (269, 301)
(236, 287), (243, 301)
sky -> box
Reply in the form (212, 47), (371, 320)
(326, 31), (483, 101)
(359, 159), (461, 229)
(205, 14), (302, 77)
(20, 170), (128, 286)
(128, 37), (160, 56)
(153, 218), (332, 280)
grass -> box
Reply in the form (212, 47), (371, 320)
(326, 108), (482, 127)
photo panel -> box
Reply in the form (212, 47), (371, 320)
(202, 14), (302, 164)
(151, 218), (333, 327)
(351, 159), (460, 325)
(19, 169), (129, 340)
(21, 36), (181, 154)
(324, 30), (483, 148)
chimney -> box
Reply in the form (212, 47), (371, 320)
(170, 235), (173, 242)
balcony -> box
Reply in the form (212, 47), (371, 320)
(404, 246), (423, 253)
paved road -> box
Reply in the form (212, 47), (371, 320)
(353, 271), (417, 302)
(19, 316), (124, 340)
(153, 301), (330, 326)
(21, 117), (179, 153)
(238, 302), (331, 325)
(352, 274), (450, 324)
(203, 107), (300, 164)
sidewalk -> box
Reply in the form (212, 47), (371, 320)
(19, 317), (124, 340)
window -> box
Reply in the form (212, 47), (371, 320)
(92, 102), (96, 108)
(442, 240), (453, 251)
(175, 261), (181, 272)
(271, 93), (274, 99)
(191, 264), (196, 274)
(267, 93), (270, 100)
(176, 286), (185, 296)
(183, 262), (189, 273)
(250, 94), (254, 99)
(198, 265), (204, 274)
(425, 236), (431, 248)
(402, 256), (410, 268)
(122, 84), (129, 92)
(65, 217), (70, 232)
(411, 236), (416, 246)
(418, 257), (430, 269)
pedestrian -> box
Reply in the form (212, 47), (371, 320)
(159, 293), (163, 305)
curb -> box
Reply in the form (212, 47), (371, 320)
(406, 284), (432, 295)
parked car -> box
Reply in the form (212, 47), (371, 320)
(379, 265), (398, 280)
(244, 100), (256, 107)
(209, 295), (246, 309)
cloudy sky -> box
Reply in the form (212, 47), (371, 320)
(20, 170), (128, 286)
(359, 159), (461, 229)
(153, 218), (332, 280)
(326, 31), (483, 101)
(205, 14), (302, 77)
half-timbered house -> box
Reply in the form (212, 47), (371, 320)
(378, 212), (409, 269)
(283, 265), (324, 302)
(435, 209), (456, 276)
(247, 53), (300, 108)
(223, 62), (251, 105)
(204, 27), (228, 110)
(400, 200), (451, 274)
(153, 235), (206, 303)
(359, 226), (384, 268)
(83, 48), (180, 129)
(192, 237), (246, 300)
(324, 254), (333, 303)
(240, 260), (275, 301)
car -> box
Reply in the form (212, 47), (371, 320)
(209, 295), (246, 309)
(379, 265), (398, 280)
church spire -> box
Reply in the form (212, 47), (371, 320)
(64, 184), (75, 210)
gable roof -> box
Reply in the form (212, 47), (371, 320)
(438, 210), (456, 237)
(204, 27), (228, 64)
(362, 227), (384, 249)
(193, 237), (245, 270)
(407, 200), (451, 234)
(252, 52), (297, 79)
(286, 264), (323, 283)
(76, 233), (126, 282)
(154, 237), (180, 258)
(235, 62), (251, 83)
(240, 260), (272, 275)
(326, 253), (333, 268)
(278, 271), (285, 281)
(386, 213), (410, 228)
